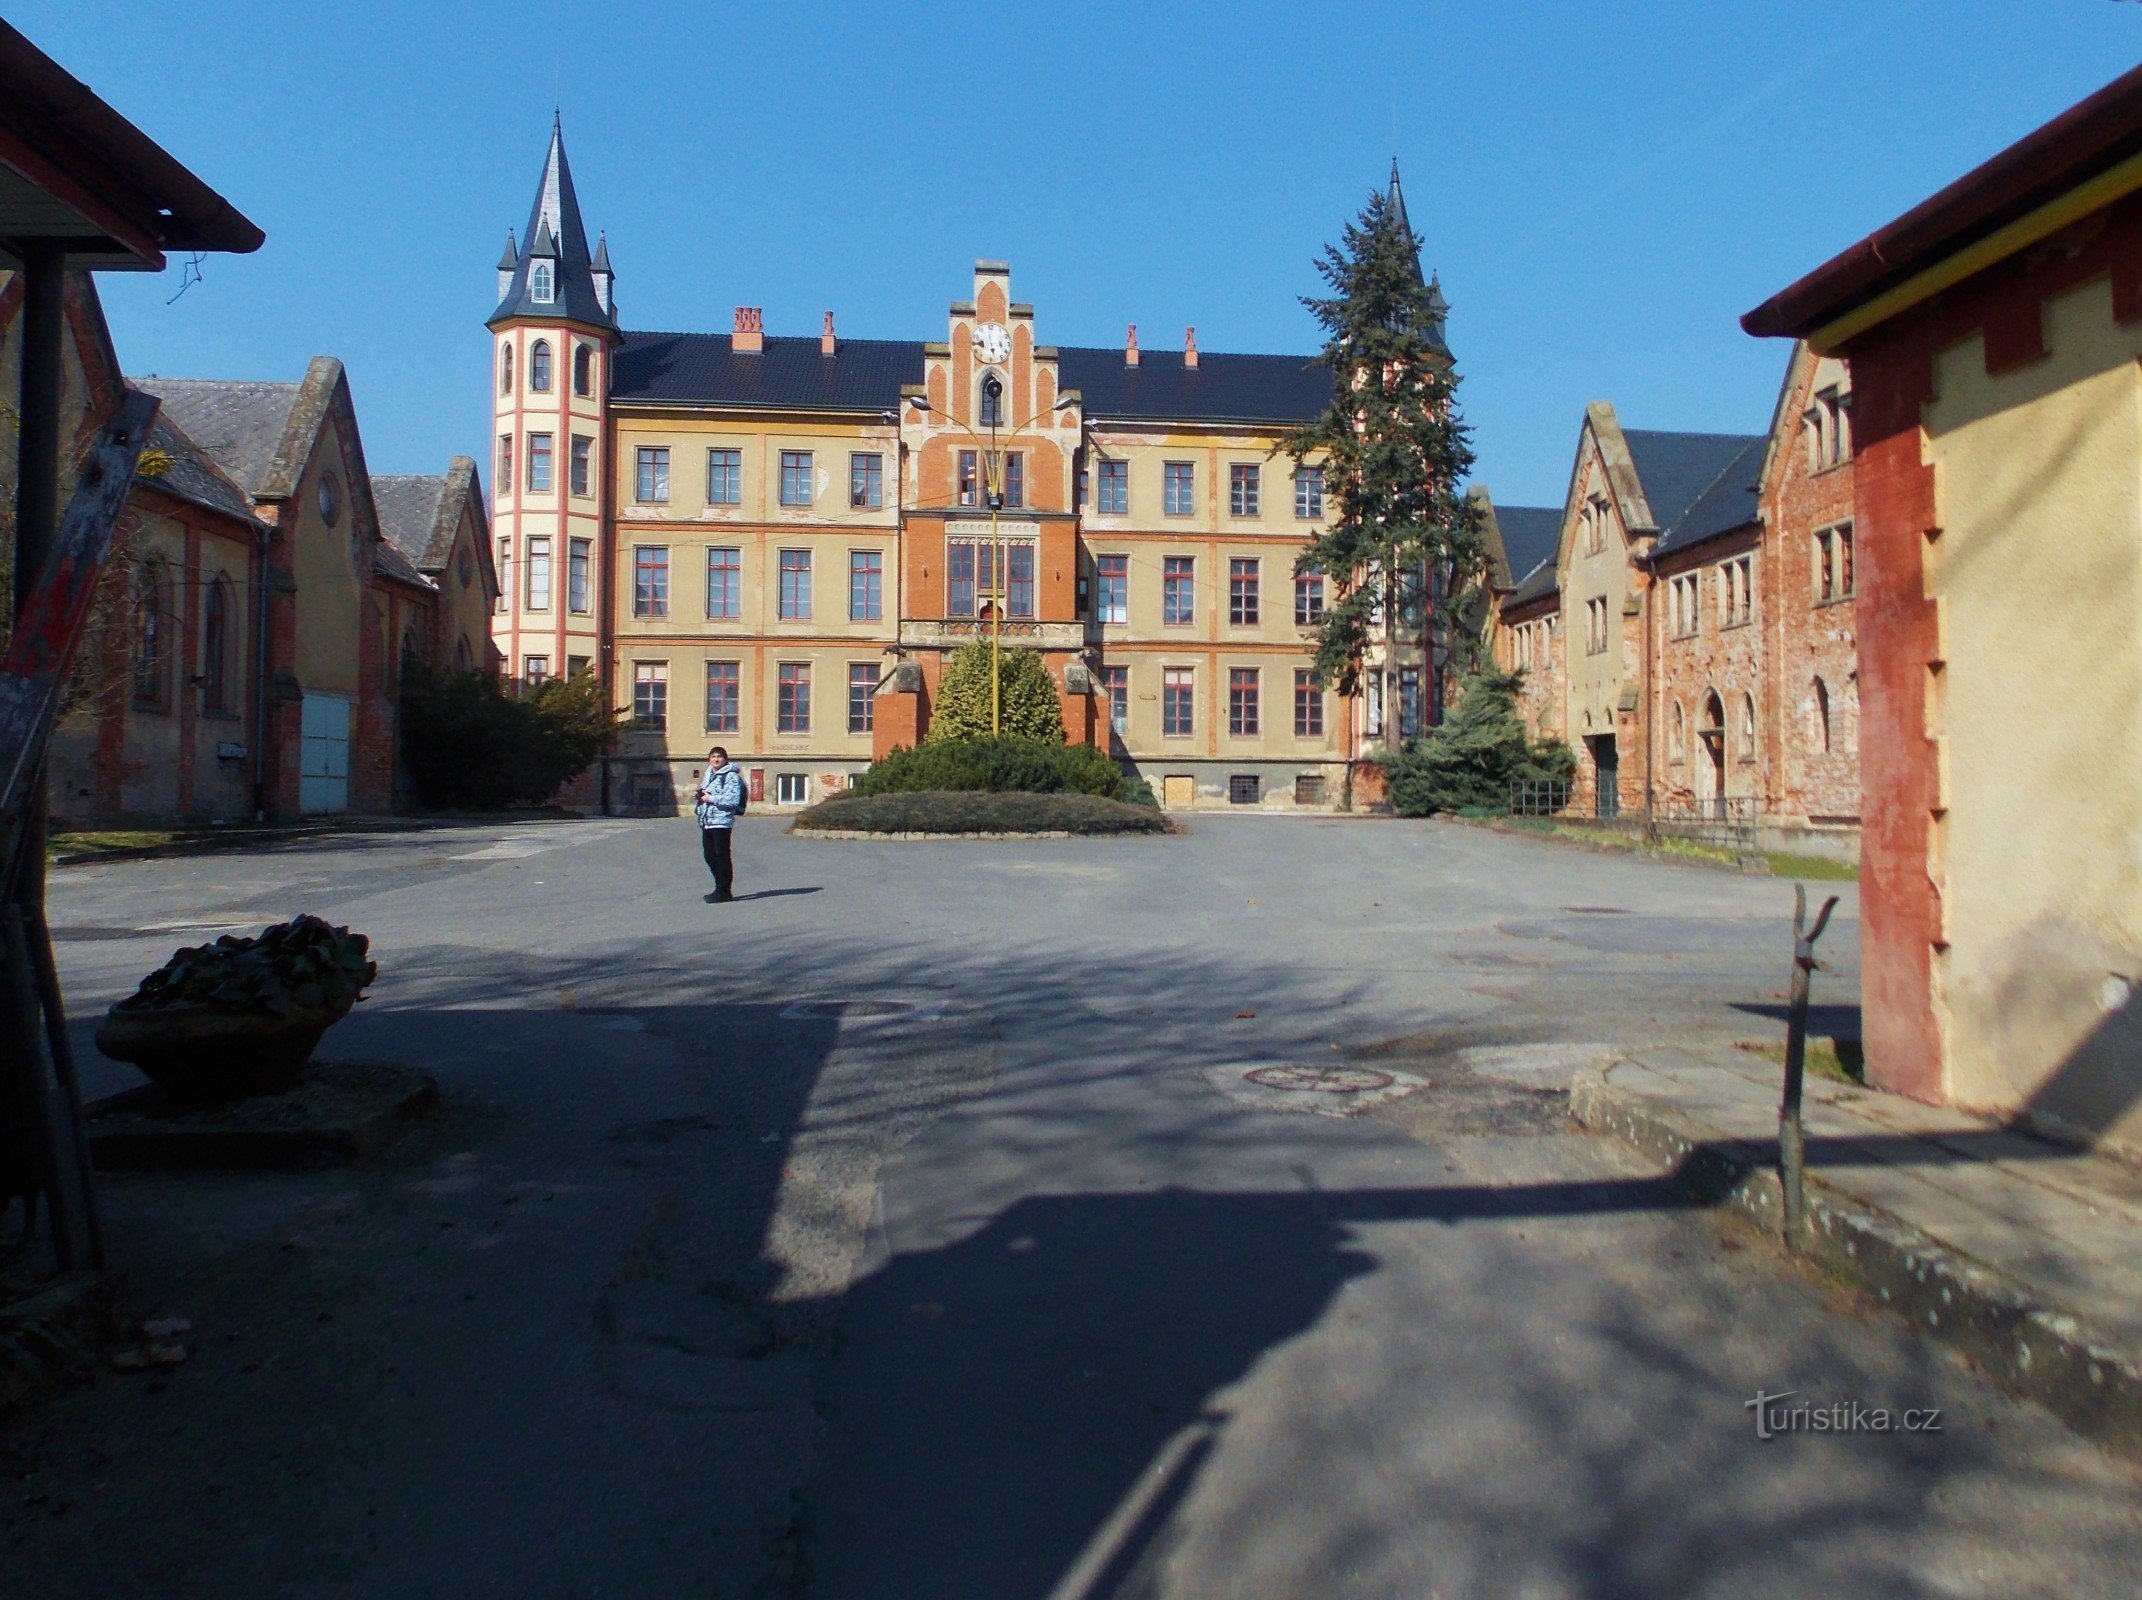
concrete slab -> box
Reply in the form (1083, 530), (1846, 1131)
(86, 1060), (438, 1172)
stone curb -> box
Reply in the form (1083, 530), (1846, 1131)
(1570, 1062), (2142, 1459)
(1440, 814), (1777, 877)
(789, 827), (1176, 841)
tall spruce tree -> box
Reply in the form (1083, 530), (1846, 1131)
(1290, 177), (1484, 711)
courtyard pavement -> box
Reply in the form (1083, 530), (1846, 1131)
(6, 814), (2140, 1597)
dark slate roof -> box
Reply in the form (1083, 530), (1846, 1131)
(137, 409), (256, 524)
(372, 537), (434, 591)
(371, 473), (453, 571)
(490, 118), (616, 330)
(1506, 556), (1558, 608)
(611, 332), (1336, 425)
(1626, 429), (1765, 556)
(131, 377), (300, 497)
(614, 332), (922, 410)
(1494, 505), (1562, 588)
(1059, 347), (1331, 425)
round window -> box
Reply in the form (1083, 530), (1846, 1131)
(317, 471), (342, 526)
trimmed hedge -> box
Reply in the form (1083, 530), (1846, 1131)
(793, 790), (1174, 836)
(852, 736), (1152, 805)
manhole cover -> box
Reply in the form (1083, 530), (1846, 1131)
(1205, 1061), (1425, 1118)
(1244, 1064), (1396, 1094)
(780, 999), (918, 1021)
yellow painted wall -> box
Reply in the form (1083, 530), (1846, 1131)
(1563, 445), (1627, 742)
(1923, 272), (2142, 1152)
(291, 419), (364, 696)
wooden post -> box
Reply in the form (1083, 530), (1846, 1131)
(1780, 882), (1840, 1247)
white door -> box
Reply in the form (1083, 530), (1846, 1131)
(300, 693), (351, 814)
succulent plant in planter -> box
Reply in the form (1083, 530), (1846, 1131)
(96, 915), (379, 1102)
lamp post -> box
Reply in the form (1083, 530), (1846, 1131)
(906, 374), (1076, 736)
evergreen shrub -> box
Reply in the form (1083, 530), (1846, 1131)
(852, 736), (1150, 804)
(399, 666), (622, 810)
(1381, 669), (1576, 817)
(925, 640), (1066, 743)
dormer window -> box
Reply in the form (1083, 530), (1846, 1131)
(530, 261), (554, 304)
(530, 340), (552, 392)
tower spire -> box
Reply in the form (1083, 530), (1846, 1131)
(489, 116), (615, 329)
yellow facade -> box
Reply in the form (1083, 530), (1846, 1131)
(1923, 271), (2142, 1151)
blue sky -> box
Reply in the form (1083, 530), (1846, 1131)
(21, 1), (2141, 505)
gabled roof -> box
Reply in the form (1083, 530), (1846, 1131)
(371, 456), (485, 578)
(130, 375), (300, 497)
(490, 117), (615, 330)
(136, 408), (255, 524)
(1493, 505), (1563, 588)
(1506, 556), (1558, 608)
(1625, 429), (1765, 557)
(371, 537), (434, 592)
(610, 329), (1336, 425)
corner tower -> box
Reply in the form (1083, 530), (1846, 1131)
(489, 115), (619, 688)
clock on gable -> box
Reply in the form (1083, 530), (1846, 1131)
(972, 321), (1012, 365)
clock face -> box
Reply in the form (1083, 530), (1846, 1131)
(973, 321), (1012, 365)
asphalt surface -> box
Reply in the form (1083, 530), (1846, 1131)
(6, 814), (2139, 1598)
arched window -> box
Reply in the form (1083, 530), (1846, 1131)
(131, 560), (170, 709)
(500, 344), (514, 395)
(573, 343), (592, 396)
(530, 339), (552, 392)
(530, 261), (553, 303)
(1739, 693), (1757, 760)
(1814, 677), (1832, 754)
(201, 574), (233, 712)
(978, 372), (1004, 429)
(1668, 700), (1685, 761)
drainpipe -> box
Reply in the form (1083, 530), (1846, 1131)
(11, 244), (62, 907)
(1641, 551), (1656, 827)
(250, 523), (271, 820)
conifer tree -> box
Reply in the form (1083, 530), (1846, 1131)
(926, 641), (1064, 743)
(1290, 185), (1485, 705)
(1383, 668), (1576, 816)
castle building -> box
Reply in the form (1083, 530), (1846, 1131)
(488, 122), (1450, 811)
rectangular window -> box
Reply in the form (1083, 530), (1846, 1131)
(1102, 665), (1129, 734)
(1721, 555), (1754, 627)
(523, 655), (549, 685)
(1294, 466), (1324, 519)
(958, 449), (979, 508)
(525, 535), (551, 610)
(1007, 544), (1035, 618)
(1293, 669), (1324, 737)
(778, 549), (813, 619)
(527, 432), (553, 493)
(1229, 774), (1260, 806)
(635, 446), (669, 503)
(1002, 452), (1023, 510)
(495, 536), (509, 613)
(498, 432), (514, 496)
(570, 435), (591, 496)
(708, 448), (742, 506)
(1229, 463), (1260, 517)
(706, 546), (741, 619)
(1077, 457), (1089, 510)
(850, 452), (883, 510)
(1163, 556), (1195, 625)
(1815, 523), (1854, 603)
(632, 662), (668, 729)
(850, 550), (883, 621)
(1162, 667), (1195, 736)
(777, 662), (811, 733)
(1294, 573), (1325, 626)
(633, 546), (668, 617)
(1228, 558), (1260, 626)
(568, 537), (590, 613)
(1097, 459), (1129, 515)
(780, 451), (814, 508)
(567, 654), (590, 678)
(1586, 596), (1608, 654)
(1229, 667), (1260, 736)
(947, 543), (1034, 618)
(1399, 667), (1421, 739)
(948, 543), (976, 617)
(1295, 772), (1326, 805)
(1163, 461), (1195, 517)
(775, 772), (809, 806)
(705, 660), (740, 733)
(848, 662), (877, 734)
(1096, 554), (1129, 624)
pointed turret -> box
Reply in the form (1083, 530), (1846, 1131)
(590, 231), (614, 316)
(496, 230), (518, 299)
(489, 117), (616, 330)
(1387, 157), (1422, 285)
(1387, 158), (1450, 357)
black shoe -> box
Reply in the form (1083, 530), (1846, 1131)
(712, 891), (735, 903)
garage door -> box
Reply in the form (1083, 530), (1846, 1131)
(1161, 775), (1196, 811)
(300, 693), (350, 814)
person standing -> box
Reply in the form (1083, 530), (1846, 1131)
(693, 746), (745, 902)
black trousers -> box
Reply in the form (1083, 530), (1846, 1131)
(701, 827), (734, 897)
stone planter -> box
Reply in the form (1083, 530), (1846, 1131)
(95, 1000), (347, 1103)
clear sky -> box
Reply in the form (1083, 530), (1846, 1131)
(19, 1), (2142, 506)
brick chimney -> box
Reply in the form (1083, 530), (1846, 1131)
(1125, 324), (1139, 368)
(1184, 327), (1199, 370)
(733, 307), (763, 354)
(821, 311), (837, 356)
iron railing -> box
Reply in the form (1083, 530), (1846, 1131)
(1505, 783), (1761, 854)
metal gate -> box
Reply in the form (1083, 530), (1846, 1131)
(299, 692), (350, 814)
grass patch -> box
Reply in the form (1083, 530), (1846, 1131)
(47, 828), (181, 861)
(1736, 1036), (1867, 1085)
(793, 790), (1175, 837)
(1764, 850), (1859, 882)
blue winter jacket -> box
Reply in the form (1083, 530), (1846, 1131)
(695, 763), (745, 830)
